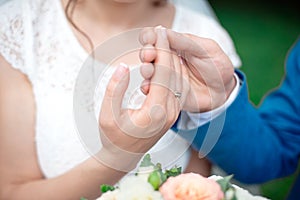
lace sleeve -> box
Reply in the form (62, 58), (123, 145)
(0, 0), (34, 78)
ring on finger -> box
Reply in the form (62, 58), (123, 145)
(174, 91), (182, 99)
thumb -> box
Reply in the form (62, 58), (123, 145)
(101, 63), (130, 118)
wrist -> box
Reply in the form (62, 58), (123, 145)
(225, 75), (237, 101)
(202, 73), (239, 112)
(95, 147), (143, 173)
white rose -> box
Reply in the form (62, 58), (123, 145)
(116, 176), (163, 200)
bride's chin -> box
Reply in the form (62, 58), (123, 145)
(112, 0), (139, 3)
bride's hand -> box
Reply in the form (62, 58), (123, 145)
(97, 27), (189, 171)
(139, 28), (236, 113)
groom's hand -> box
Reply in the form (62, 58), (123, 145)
(139, 28), (236, 113)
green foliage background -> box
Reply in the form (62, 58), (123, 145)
(208, 0), (300, 199)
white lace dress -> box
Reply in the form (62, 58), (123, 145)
(0, 0), (241, 178)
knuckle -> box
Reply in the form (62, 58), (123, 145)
(150, 107), (166, 123)
(206, 38), (218, 47)
(99, 116), (116, 129)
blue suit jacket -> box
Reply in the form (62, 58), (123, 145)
(175, 39), (300, 199)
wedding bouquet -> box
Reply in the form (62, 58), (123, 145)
(92, 154), (268, 200)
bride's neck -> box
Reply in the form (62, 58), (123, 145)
(61, 0), (174, 52)
(64, 0), (156, 29)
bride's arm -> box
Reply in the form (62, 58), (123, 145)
(0, 27), (184, 199)
(0, 55), (126, 200)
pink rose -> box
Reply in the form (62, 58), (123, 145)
(159, 173), (224, 200)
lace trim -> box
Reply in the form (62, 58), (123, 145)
(0, 1), (27, 74)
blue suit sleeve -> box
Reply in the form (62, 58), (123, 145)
(177, 40), (300, 184)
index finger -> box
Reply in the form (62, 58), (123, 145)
(166, 29), (209, 58)
(145, 27), (172, 105)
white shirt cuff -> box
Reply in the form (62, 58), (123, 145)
(177, 73), (241, 130)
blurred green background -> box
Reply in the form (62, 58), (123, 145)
(208, 0), (300, 199)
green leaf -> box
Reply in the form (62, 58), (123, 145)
(231, 193), (238, 200)
(140, 154), (155, 167)
(100, 184), (115, 193)
(216, 175), (238, 200)
(147, 163), (169, 190)
(216, 175), (234, 193)
(80, 198), (88, 200)
(140, 154), (181, 190)
(156, 164), (167, 183)
(148, 171), (162, 190)
(164, 166), (182, 179)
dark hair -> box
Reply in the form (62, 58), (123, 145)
(65, 0), (168, 52)
(65, 0), (94, 52)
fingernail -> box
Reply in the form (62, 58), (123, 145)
(161, 27), (167, 39)
(155, 25), (163, 30)
(180, 57), (184, 65)
(120, 62), (128, 69)
(114, 63), (128, 80)
(154, 25), (167, 41)
(178, 54), (184, 64)
(156, 27), (167, 40)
